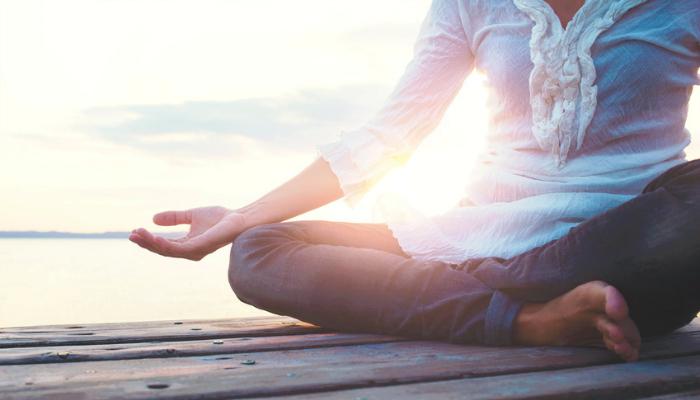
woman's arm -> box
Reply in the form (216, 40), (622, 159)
(236, 156), (343, 227)
(130, 0), (474, 260)
(314, 0), (474, 208)
(129, 156), (342, 260)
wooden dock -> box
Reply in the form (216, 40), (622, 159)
(1, 315), (699, 399)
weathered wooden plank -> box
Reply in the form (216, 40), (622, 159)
(1, 316), (289, 332)
(0, 317), (325, 348)
(0, 333), (405, 365)
(1, 327), (696, 367)
(3, 316), (695, 349)
(672, 317), (700, 334)
(280, 355), (700, 400)
(2, 330), (699, 399)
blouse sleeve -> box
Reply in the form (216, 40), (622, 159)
(316, 0), (475, 208)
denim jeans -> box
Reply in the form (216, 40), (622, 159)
(228, 159), (700, 346)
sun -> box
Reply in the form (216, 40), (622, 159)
(361, 71), (491, 223)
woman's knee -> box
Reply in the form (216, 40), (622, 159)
(227, 222), (297, 304)
(643, 159), (700, 205)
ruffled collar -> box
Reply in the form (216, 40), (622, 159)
(513, 0), (649, 168)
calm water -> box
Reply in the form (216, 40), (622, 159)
(0, 239), (272, 328)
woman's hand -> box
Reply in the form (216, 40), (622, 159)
(129, 206), (248, 261)
(129, 156), (344, 261)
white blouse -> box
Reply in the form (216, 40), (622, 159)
(317, 0), (700, 264)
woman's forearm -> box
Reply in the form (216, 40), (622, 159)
(235, 156), (344, 230)
(129, 156), (344, 260)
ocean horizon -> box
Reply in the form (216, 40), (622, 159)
(0, 231), (185, 239)
(0, 238), (272, 328)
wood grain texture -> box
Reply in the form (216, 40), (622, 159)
(2, 329), (699, 399)
(0, 332), (405, 365)
(1, 317), (698, 400)
(0, 317), (324, 348)
(281, 355), (700, 400)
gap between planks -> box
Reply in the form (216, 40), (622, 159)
(1, 317), (698, 399)
(0, 316), (328, 348)
(277, 354), (700, 400)
(0, 332), (407, 365)
(2, 325), (700, 399)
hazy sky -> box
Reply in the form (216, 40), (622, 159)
(1, 0), (698, 232)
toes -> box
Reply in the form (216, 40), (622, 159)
(618, 317), (642, 348)
(596, 316), (625, 343)
(603, 285), (629, 321)
(596, 315), (641, 361)
(579, 281), (627, 320)
(603, 335), (637, 362)
(602, 336), (630, 360)
(615, 342), (639, 362)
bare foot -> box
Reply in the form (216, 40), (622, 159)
(513, 280), (641, 362)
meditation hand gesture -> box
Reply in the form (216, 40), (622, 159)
(129, 158), (344, 261)
(129, 206), (247, 261)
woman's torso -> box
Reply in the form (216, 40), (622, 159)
(386, 0), (700, 263)
(462, 0), (700, 204)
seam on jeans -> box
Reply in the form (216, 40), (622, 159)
(484, 290), (525, 346)
(484, 291), (506, 345)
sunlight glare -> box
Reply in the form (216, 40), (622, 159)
(362, 71), (490, 223)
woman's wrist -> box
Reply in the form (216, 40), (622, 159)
(233, 201), (274, 231)
(230, 156), (343, 233)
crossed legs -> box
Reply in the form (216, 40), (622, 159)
(228, 159), (700, 361)
(228, 219), (505, 345)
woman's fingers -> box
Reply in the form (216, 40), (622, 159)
(158, 217), (242, 260)
(130, 213), (243, 260)
(153, 210), (192, 226)
(153, 236), (187, 258)
(171, 235), (191, 243)
(129, 228), (176, 257)
(128, 229), (158, 252)
(129, 228), (205, 260)
(148, 235), (209, 261)
(184, 216), (242, 254)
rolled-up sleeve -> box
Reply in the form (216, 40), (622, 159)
(317, 0), (475, 208)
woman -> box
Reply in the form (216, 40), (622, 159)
(130, 0), (700, 362)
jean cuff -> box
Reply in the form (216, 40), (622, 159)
(483, 290), (525, 346)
